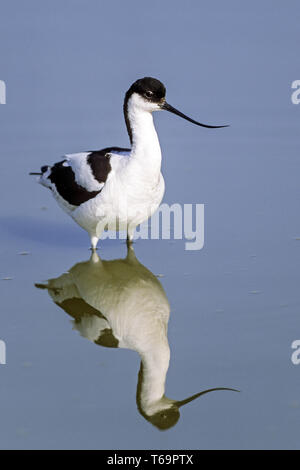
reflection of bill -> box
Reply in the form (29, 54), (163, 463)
(291, 340), (300, 365)
(0, 340), (6, 364)
(0, 80), (6, 104)
(36, 245), (238, 430)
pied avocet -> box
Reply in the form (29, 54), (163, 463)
(30, 77), (227, 249)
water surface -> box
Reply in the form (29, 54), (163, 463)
(0, 0), (300, 450)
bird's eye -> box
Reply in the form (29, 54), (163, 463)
(145, 91), (153, 98)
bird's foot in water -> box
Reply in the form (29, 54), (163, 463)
(89, 246), (99, 251)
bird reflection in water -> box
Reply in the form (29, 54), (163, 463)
(36, 245), (238, 430)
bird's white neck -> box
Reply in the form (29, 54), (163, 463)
(125, 94), (162, 173)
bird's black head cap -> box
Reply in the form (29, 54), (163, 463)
(126, 77), (166, 103)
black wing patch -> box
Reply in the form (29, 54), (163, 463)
(87, 147), (130, 184)
(49, 161), (101, 206)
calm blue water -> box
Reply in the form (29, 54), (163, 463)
(0, 0), (300, 450)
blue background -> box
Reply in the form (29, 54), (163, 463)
(0, 0), (300, 449)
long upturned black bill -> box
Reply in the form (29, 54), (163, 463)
(162, 102), (229, 128)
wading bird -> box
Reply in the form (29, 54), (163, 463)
(30, 77), (227, 249)
(36, 246), (238, 430)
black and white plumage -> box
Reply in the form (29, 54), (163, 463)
(31, 77), (227, 249)
(43, 147), (129, 207)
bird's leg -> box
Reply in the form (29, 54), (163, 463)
(90, 236), (99, 251)
(126, 226), (135, 247)
(94, 220), (107, 250)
